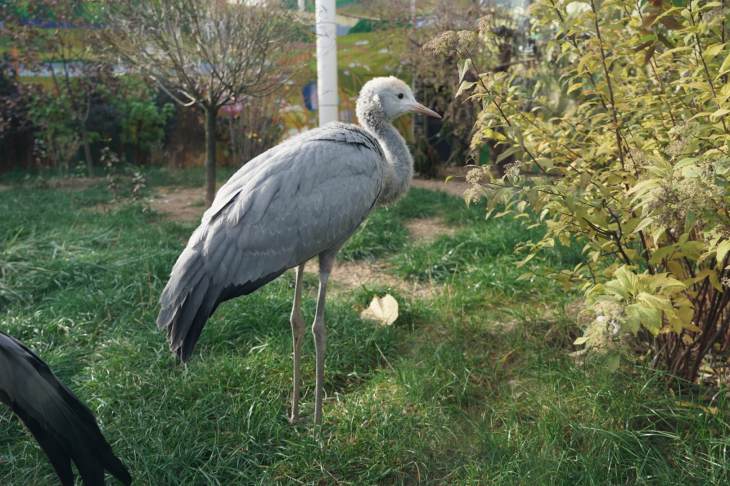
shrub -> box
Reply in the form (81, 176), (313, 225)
(0, 55), (35, 168)
(439, 0), (729, 383)
(106, 77), (175, 164)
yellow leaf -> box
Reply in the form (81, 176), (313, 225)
(711, 108), (730, 121)
(567, 82), (583, 94)
(573, 336), (589, 345)
(717, 239), (730, 266)
(705, 43), (726, 59)
(360, 294), (399, 326)
(717, 52), (730, 78)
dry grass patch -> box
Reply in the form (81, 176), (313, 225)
(44, 177), (101, 190)
(304, 259), (440, 299)
(150, 186), (205, 222)
(404, 216), (456, 244)
(411, 177), (469, 198)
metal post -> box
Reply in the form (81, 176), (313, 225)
(410, 0), (417, 141)
(315, 0), (338, 125)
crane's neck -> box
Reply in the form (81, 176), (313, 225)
(357, 97), (413, 205)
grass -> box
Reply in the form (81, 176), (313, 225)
(0, 171), (728, 484)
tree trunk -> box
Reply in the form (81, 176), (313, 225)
(204, 106), (217, 206)
(80, 127), (94, 176)
(228, 116), (238, 166)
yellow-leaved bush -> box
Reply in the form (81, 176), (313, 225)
(432, 0), (729, 382)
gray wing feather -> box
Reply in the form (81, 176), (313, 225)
(157, 123), (385, 361)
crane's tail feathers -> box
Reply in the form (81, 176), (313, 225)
(157, 249), (287, 362)
(157, 249), (212, 362)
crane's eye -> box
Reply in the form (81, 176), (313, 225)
(397, 93), (404, 99)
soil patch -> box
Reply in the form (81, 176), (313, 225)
(411, 177), (469, 198)
(304, 259), (438, 299)
(404, 216), (455, 244)
(150, 186), (205, 222)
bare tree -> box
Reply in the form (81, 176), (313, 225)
(101, 0), (297, 204)
(4, 0), (107, 176)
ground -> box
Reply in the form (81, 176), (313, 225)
(0, 169), (728, 484)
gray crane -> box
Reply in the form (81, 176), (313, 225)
(157, 76), (440, 424)
(0, 332), (131, 486)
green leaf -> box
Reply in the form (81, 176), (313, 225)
(717, 52), (730, 78)
(632, 217), (654, 234)
(717, 239), (730, 266)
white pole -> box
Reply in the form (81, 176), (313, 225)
(298, 0), (305, 12)
(315, 0), (338, 125)
(410, 0), (416, 141)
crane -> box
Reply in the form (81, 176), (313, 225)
(0, 332), (131, 486)
(157, 76), (440, 424)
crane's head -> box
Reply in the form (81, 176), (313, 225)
(356, 76), (441, 124)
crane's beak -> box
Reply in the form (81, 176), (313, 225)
(409, 102), (441, 119)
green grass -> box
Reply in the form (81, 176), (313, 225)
(1, 171), (728, 484)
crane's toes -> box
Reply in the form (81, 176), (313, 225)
(287, 412), (310, 425)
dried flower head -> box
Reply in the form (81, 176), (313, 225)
(456, 30), (478, 53)
(424, 31), (459, 56)
(504, 161), (521, 183)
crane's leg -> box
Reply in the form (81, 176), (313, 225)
(313, 251), (336, 425)
(289, 263), (306, 424)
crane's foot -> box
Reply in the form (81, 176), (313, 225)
(287, 404), (311, 425)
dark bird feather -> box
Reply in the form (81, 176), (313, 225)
(0, 332), (132, 486)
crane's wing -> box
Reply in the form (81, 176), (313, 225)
(157, 123), (385, 361)
(0, 333), (132, 486)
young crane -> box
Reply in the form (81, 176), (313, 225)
(157, 77), (440, 424)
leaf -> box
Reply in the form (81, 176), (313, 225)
(516, 251), (537, 268)
(718, 52), (730, 78)
(711, 108), (730, 121)
(456, 81), (476, 99)
(458, 58), (473, 84)
(632, 216), (654, 234)
(565, 2), (591, 16)
(567, 82), (583, 94)
(717, 239), (730, 266)
(573, 336), (589, 345)
(360, 294), (399, 326)
(704, 43), (726, 59)
(627, 303), (662, 335)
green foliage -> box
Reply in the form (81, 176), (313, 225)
(108, 77), (174, 160)
(449, 0), (730, 382)
(3, 1), (103, 24)
(349, 18), (403, 34)
(26, 90), (83, 173)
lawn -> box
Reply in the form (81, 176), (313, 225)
(0, 170), (728, 484)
